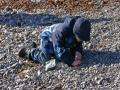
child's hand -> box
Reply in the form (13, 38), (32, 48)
(75, 51), (82, 61)
(72, 51), (82, 66)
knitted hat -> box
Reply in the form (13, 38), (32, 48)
(73, 18), (91, 41)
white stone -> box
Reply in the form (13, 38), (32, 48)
(37, 70), (40, 76)
(0, 53), (6, 60)
(45, 59), (56, 71)
(32, 31), (37, 35)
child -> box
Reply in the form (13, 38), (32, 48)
(19, 17), (91, 67)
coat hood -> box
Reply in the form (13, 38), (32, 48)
(63, 17), (76, 32)
(73, 18), (91, 41)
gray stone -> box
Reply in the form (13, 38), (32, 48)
(45, 59), (56, 71)
(0, 53), (6, 60)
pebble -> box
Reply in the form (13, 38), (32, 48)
(100, 78), (110, 86)
(81, 82), (86, 89)
(32, 31), (37, 35)
(37, 70), (41, 76)
(94, 77), (103, 85)
(45, 59), (56, 71)
(0, 53), (6, 60)
(30, 0), (46, 3)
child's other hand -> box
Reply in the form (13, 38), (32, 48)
(72, 51), (82, 66)
(75, 51), (82, 61)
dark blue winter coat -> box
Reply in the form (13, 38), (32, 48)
(52, 17), (84, 66)
(31, 17), (91, 66)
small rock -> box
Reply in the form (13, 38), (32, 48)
(53, 84), (62, 90)
(93, 76), (110, 86)
(3, 29), (7, 33)
(100, 78), (110, 86)
(4, 6), (13, 12)
(0, 53), (6, 60)
(45, 59), (56, 71)
(37, 70), (41, 76)
(18, 33), (22, 37)
(32, 31), (37, 35)
(21, 70), (30, 74)
(94, 76), (103, 85)
(81, 82), (86, 89)
(30, 0), (36, 3)
(31, 0), (46, 3)
(87, 43), (92, 49)
(104, 9), (108, 12)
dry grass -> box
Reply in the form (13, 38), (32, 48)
(0, 0), (119, 12)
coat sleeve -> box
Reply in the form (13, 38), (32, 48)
(52, 29), (74, 66)
(76, 41), (84, 55)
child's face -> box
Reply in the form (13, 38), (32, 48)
(75, 35), (81, 42)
